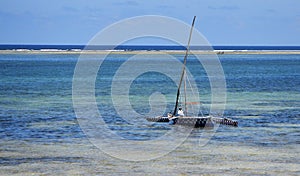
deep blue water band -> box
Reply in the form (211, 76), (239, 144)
(1, 45), (300, 51)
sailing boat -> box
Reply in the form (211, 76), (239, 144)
(146, 16), (238, 128)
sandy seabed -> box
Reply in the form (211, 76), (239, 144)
(1, 137), (299, 176)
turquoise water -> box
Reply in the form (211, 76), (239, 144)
(0, 54), (299, 175)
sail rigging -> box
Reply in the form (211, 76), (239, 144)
(173, 16), (196, 116)
(146, 16), (238, 127)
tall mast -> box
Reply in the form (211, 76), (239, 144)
(184, 69), (187, 116)
(173, 16), (196, 116)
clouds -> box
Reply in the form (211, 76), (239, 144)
(208, 5), (239, 11)
(61, 6), (80, 13)
(114, 0), (139, 6)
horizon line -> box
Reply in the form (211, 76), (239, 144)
(0, 44), (300, 47)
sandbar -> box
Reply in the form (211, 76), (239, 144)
(0, 49), (300, 55)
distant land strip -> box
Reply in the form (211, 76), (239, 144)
(1, 49), (300, 55)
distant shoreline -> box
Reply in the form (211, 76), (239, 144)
(0, 49), (300, 55)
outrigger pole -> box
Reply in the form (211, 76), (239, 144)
(173, 16), (196, 116)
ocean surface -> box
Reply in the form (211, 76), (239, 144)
(0, 52), (299, 175)
(1, 44), (300, 51)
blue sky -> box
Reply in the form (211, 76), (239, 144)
(0, 0), (299, 45)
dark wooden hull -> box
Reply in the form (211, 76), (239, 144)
(146, 116), (170, 122)
(169, 117), (214, 128)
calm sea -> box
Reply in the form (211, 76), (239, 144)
(0, 53), (299, 175)
(1, 44), (300, 50)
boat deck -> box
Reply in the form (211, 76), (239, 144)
(146, 116), (238, 127)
